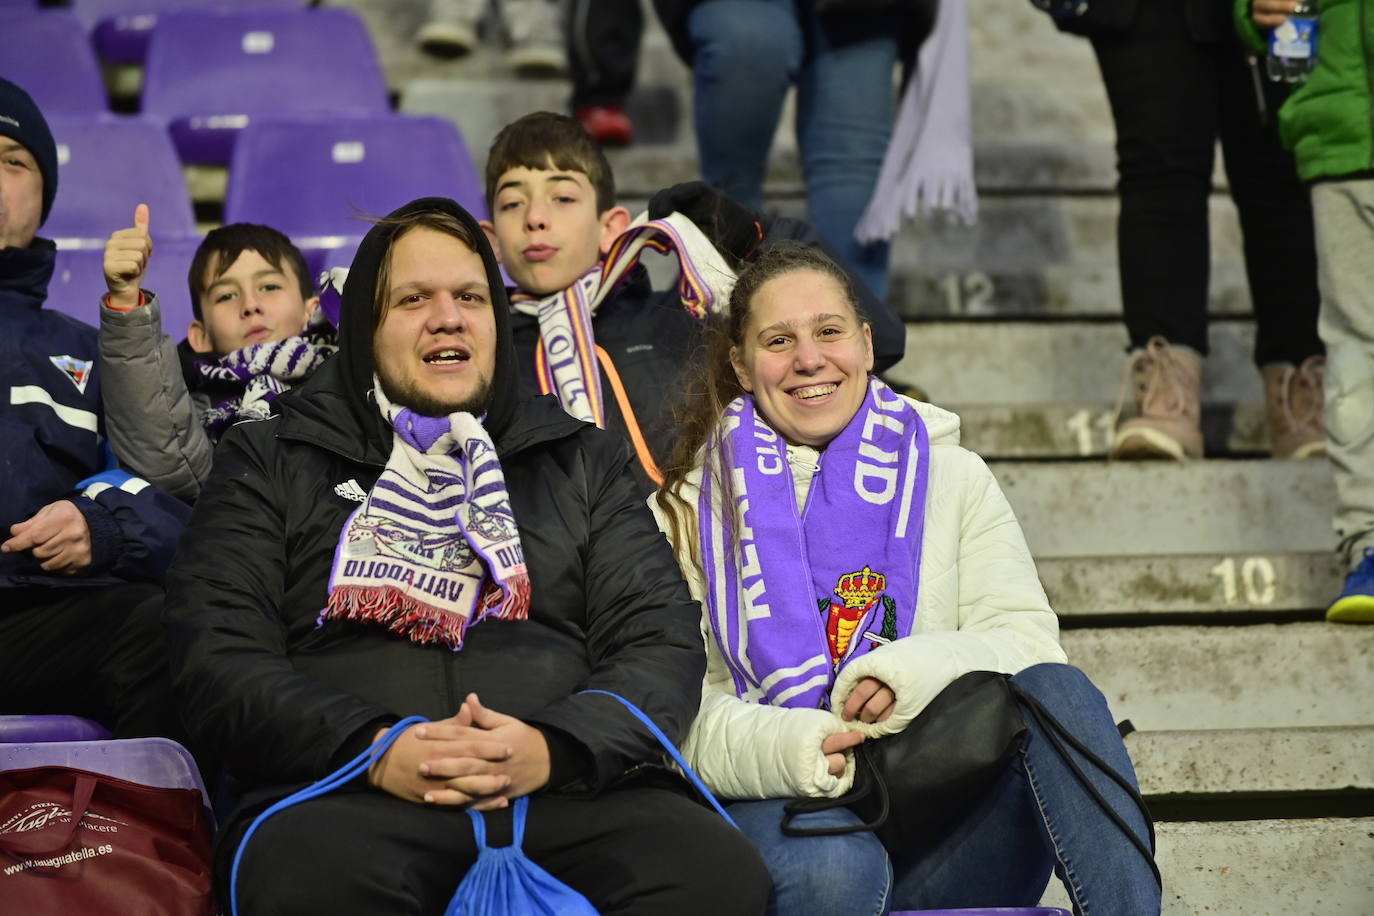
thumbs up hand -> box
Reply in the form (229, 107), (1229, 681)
(103, 203), (153, 309)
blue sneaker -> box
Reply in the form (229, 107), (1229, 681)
(1327, 548), (1374, 623)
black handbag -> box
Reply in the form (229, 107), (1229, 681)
(781, 671), (1026, 858)
(781, 670), (1161, 888)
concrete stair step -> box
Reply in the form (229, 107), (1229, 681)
(795, 195), (1250, 320)
(1040, 551), (1342, 618)
(1127, 726), (1373, 797)
(949, 402), (1275, 459)
(1062, 623), (1373, 731)
(892, 320), (1262, 407)
(994, 459), (1333, 559)
(1039, 818), (1374, 914)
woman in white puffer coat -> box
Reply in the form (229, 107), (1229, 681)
(651, 243), (1162, 916)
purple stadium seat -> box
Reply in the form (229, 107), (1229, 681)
(224, 114), (485, 274)
(49, 237), (201, 340)
(0, 716), (112, 743)
(43, 115), (197, 248)
(70, 0), (308, 66)
(0, 737), (211, 811)
(892, 910), (1071, 915)
(141, 8), (389, 165)
(0, 11), (107, 114)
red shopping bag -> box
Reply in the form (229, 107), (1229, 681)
(0, 766), (213, 916)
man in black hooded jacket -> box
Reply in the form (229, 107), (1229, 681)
(163, 198), (770, 913)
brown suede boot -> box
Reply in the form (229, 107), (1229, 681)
(1263, 356), (1327, 459)
(1111, 336), (1204, 460)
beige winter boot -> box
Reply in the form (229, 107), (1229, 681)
(1110, 336), (1204, 460)
(1263, 356), (1327, 459)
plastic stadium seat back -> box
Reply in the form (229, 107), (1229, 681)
(0, 11), (107, 114)
(224, 114), (485, 273)
(0, 737), (212, 812)
(50, 237), (202, 341)
(71, 0), (309, 65)
(141, 7), (388, 164)
(43, 115), (197, 248)
(891, 909), (1073, 915)
(0, 716), (112, 744)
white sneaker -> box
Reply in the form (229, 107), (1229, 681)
(502, 0), (566, 77)
(418, 0), (486, 58)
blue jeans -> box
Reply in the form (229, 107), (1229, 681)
(729, 665), (1162, 916)
(725, 798), (892, 916)
(687, 0), (897, 300)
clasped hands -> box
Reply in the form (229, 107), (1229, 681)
(368, 693), (551, 811)
(823, 676), (897, 777)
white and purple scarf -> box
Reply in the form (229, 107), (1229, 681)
(854, 0), (977, 242)
(698, 379), (930, 709)
(319, 385), (530, 649)
(511, 212), (736, 427)
(195, 309), (337, 437)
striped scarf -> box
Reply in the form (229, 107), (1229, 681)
(319, 383), (531, 649)
(698, 379), (930, 709)
(195, 309), (337, 437)
(511, 212), (737, 429)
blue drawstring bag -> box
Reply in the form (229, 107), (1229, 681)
(445, 795), (598, 916)
(230, 692), (735, 916)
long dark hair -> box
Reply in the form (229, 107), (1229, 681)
(654, 242), (867, 558)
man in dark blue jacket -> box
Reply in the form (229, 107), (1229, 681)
(0, 77), (190, 738)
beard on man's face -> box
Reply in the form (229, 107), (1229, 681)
(374, 361), (496, 419)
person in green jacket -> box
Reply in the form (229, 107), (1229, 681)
(1237, 0), (1374, 622)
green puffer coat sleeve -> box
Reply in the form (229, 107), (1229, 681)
(1234, 0), (1374, 182)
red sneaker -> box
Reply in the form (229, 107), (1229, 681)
(575, 105), (634, 147)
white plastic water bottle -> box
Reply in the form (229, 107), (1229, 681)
(1266, 2), (1319, 83)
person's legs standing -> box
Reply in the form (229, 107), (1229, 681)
(726, 798), (891, 916)
(1312, 180), (1374, 621)
(1092, 0), (1218, 460)
(688, 0), (803, 212)
(793, 5), (899, 301)
(1092, 1), (1217, 354)
(567, 0), (642, 107)
(1217, 37), (1325, 459)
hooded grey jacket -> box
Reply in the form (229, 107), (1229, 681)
(98, 293), (213, 503)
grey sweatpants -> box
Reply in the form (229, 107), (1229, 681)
(1313, 179), (1374, 568)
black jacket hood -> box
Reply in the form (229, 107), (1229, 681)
(278, 197), (542, 464)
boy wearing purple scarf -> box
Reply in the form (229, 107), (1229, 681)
(99, 212), (334, 503)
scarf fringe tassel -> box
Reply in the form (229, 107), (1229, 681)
(325, 585), (472, 650)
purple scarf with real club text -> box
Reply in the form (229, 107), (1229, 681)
(319, 384), (530, 649)
(698, 378), (930, 709)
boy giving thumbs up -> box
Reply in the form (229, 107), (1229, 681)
(98, 207), (335, 502)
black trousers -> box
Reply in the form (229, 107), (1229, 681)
(226, 785), (772, 915)
(1090, 0), (1323, 365)
(0, 583), (183, 741)
(567, 0), (643, 109)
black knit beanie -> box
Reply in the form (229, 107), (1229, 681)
(0, 78), (58, 225)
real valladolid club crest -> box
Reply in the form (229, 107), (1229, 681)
(49, 355), (93, 395)
(819, 565), (898, 667)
